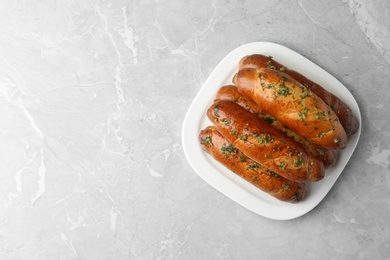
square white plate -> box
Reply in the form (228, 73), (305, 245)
(182, 42), (361, 220)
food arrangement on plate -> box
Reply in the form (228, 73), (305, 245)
(198, 54), (359, 203)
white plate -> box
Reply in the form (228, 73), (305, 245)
(182, 42), (361, 220)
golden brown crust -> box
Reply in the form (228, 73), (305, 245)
(238, 54), (359, 136)
(207, 100), (325, 182)
(215, 85), (336, 168)
(233, 67), (347, 150)
(199, 126), (307, 202)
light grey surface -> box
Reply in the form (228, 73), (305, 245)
(1, 0), (389, 259)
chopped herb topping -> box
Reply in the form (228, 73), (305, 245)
(280, 161), (287, 169)
(298, 107), (308, 121)
(202, 136), (212, 145)
(318, 132), (326, 138)
(316, 148), (324, 155)
(297, 99), (308, 122)
(247, 164), (261, 171)
(229, 130), (238, 137)
(291, 192), (299, 201)
(213, 104), (219, 117)
(264, 116), (275, 124)
(334, 138), (342, 143)
(239, 156), (246, 162)
(266, 60), (278, 70)
(253, 133), (274, 144)
(282, 183), (290, 191)
(240, 135), (247, 141)
(221, 144), (238, 158)
(300, 86), (309, 99)
(277, 84), (291, 96)
(294, 158), (304, 167)
(220, 118), (231, 126)
(316, 111), (328, 121)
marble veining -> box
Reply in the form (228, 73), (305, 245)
(1, 0), (390, 259)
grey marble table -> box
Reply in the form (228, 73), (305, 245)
(1, 0), (389, 259)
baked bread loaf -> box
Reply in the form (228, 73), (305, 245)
(238, 54), (359, 136)
(199, 126), (308, 202)
(233, 67), (347, 150)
